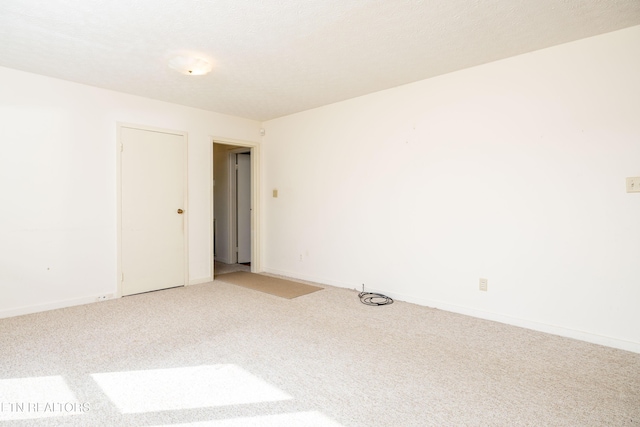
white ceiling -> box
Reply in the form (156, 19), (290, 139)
(1, 1), (639, 121)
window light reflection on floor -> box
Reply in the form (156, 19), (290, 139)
(90, 365), (292, 414)
(149, 411), (345, 427)
(0, 376), (86, 421)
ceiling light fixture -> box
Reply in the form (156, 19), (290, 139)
(168, 55), (212, 76)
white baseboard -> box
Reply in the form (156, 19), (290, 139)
(380, 289), (639, 354)
(264, 268), (640, 354)
(263, 267), (355, 289)
(4, 271), (638, 354)
(188, 276), (214, 286)
(0, 294), (115, 320)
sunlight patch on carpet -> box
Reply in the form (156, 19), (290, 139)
(148, 411), (345, 426)
(91, 365), (292, 414)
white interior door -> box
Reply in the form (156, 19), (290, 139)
(237, 153), (251, 263)
(121, 126), (186, 296)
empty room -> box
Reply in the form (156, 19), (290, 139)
(1, 1), (639, 426)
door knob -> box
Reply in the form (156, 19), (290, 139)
(177, 209), (184, 214)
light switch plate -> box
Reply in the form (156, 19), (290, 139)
(626, 177), (640, 193)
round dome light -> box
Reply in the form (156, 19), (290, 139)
(168, 56), (212, 75)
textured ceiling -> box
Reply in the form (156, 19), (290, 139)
(1, 1), (639, 121)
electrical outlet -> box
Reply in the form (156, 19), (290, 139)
(626, 177), (640, 193)
(96, 294), (113, 302)
(479, 278), (488, 292)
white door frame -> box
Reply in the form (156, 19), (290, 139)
(117, 123), (189, 298)
(211, 137), (261, 275)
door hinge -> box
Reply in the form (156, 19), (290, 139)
(235, 247), (239, 252)
(121, 272), (124, 282)
(120, 143), (124, 152)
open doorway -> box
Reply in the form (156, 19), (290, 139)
(212, 140), (260, 277)
(232, 150), (251, 265)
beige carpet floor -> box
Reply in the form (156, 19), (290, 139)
(0, 277), (639, 426)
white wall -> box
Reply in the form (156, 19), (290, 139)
(0, 67), (261, 317)
(262, 26), (640, 352)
